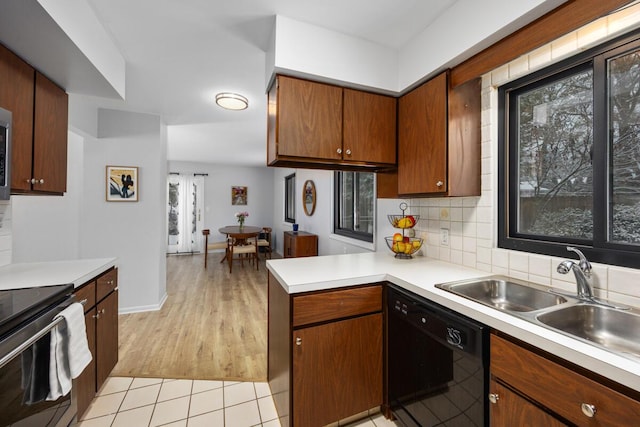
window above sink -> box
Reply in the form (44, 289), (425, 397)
(498, 28), (640, 269)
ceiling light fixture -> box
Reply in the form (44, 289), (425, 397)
(215, 92), (248, 110)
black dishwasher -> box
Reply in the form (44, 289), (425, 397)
(387, 284), (489, 427)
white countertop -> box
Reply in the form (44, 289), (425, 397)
(266, 252), (640, 393)
(0, 258), (118, 290)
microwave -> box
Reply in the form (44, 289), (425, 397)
(0, 107), (11, 200)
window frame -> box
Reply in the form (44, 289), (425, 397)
(333, 171), (375, 243)
(284, 173), (295, 223)
(498, 28), (640, 268)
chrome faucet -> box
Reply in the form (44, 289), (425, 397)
(557, 246), (593, 300)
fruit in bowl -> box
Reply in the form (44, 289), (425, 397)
(385, 236), (423, 258)
(388, 215), (419, 229)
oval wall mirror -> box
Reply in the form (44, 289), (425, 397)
(303, 180), (316, 216)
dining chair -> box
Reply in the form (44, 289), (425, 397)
(202, 229), (228, 269)
(255, 227), (273, 260)
(227, 235), (259, 273)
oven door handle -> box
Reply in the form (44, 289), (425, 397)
(0, 298), (87, 370)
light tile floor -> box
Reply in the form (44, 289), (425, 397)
(77, 377), (398, 427)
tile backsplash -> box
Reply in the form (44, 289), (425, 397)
(410, 4), (640, 309)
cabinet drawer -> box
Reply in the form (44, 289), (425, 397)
(96, 268), (117, 302)
(74, 282), (96, 312)
(491, 334), (640, 426)
(293, 285), (382, 327)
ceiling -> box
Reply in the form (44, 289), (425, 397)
(80, 0), (456, 167)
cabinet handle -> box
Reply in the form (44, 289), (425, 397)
(581, 403), (596, 418)
(436, 181), (444, 187)
(38, 179), (44, 184)
(345, 149), (351, 156)
(295, 337), (302, 346)
(488, 393), (499, 404)
(93, 312), (100, 319)
(336, 148), (342, 154)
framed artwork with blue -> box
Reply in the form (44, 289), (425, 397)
(106, 166), (139, 202)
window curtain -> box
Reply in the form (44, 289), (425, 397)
(167, 174), (204, 254)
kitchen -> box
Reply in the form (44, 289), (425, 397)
(2, 0), (640, 426)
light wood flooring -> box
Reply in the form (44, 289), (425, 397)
(110, 252), (271, 382)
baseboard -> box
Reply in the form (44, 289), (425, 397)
(118, 292), (168, 314)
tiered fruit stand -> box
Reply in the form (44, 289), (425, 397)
(385, 202), (423, 259)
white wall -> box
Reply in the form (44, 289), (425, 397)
(11, 131), (83, 262)
(79, 109), (167, 313)
(269, 167), (406, 257)
(167, 161), (275, 248)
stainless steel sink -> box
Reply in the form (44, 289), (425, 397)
(436, 277), (568, 312)
(537, 304), (640, 358)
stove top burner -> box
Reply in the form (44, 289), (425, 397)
(0, 284), (74, 339)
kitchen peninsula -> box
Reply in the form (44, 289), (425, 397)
(266, 252), (640, 426)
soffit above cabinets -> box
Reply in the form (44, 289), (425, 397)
(0, 0), (125, 99)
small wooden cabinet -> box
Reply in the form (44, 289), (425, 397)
(0, 43), (68, 195)
(74, 268), (119, 420)
(396, 71), (480, 197)
(268, 276), (383, 427)
(267, 75), (396, 170)
(283, 231), (318, 258)
(490, 333), (640, 427)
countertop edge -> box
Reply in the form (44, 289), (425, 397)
(0, 258), (118, 290)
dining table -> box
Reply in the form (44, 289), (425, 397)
(218, 225), (263, 262)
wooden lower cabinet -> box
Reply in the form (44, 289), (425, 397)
(74, 268), (119, 420)
(268, 273), (383, 427)
(96, 290), (119, 389)
(283, 231), (318, 258)
(293, 313), (382, 427)
(489, 379), (566, 427)
(490, 333), (640, 427)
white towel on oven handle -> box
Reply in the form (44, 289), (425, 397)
(47, 302), (93, 401)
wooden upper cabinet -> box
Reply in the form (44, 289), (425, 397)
(0, 44), (35, 192)
(448, 76), (481, 197)
(273, 75), (343, 161)
(267, 74), (396, 169)
(33, 72), (68, 194)
(343, 88), (396, 164)
(398, 71), (448, 195)
(0, 43), (68, 195)
(397, 71), (480, 197)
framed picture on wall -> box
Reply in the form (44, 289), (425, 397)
(106, 166), (139, 202)
(232, 186), (247, 205)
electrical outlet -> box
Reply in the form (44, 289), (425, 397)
(440, 228), (449, 246)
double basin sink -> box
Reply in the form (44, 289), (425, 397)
(436, 276), (640, 360)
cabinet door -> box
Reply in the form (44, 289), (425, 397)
(294, 235), (317, 257)
(293, 313), (382, 427)
(0, 45), (34, 192)
(398, 71), (448, 195)
(96, 291), (118, 390)
(33, 72), (68, 194)
(343, 89), (396, 164)
(490, 379), (566, 427)
(283, 232), (293, 258)
(448, 77), (481, 197)
(76, 308), (97, 420)
(277, 75), (342, 160)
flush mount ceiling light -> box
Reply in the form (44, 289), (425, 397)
(215, 92), (248, 110)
